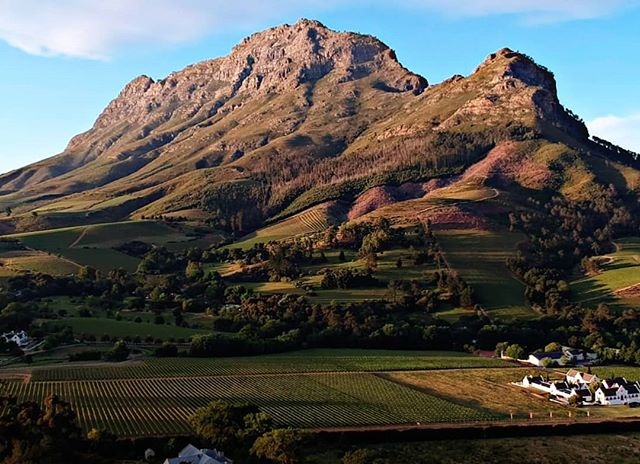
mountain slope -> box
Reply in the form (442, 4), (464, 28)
(0, 20), (637, 233)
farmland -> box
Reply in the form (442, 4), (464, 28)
(230, 203), (337, 250)
(571, 237), (640, 309)
(1, 372), (497, 436)
(27, 349), (509, 381)
(0, 220), (203, 273)
(54, 317), (209, 340)
(436, 229), (531, 318)
(0, 350), (509, 436)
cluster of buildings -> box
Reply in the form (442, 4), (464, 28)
(163, 444), (233, 464)
(1, 330), (30, 348)
(519, 369), (640, 406)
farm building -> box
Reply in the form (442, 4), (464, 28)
(526, 347), (597, 367)
(566, 369), (599, 386)
(1, 330), (30, 348)
(163, 444), (233, 464)
(519, 371), (595, 404)
(595, 378), (640, 405)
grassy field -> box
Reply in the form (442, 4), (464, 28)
(437, 229), (531, 318)
(1, 221), (199, 273)
(233, 247), (437, 304)
(571, 237), (640, 309)
(0, 250), (80, 275)
(48, 318), (208, 340)
(390, 368), (572, 418)
(1, 350), (508, 436)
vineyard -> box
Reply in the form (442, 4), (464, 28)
(26, 349), (509, 381)
(0, 372), (499, 436)
(231, 204), (334, 249)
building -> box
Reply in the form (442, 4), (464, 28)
(1, 330), (30, 348)
(163, 444), (233, 464)
(595, 379), (640, 405)
(520, 371), (594, 405)
(565, 369), (599, 386)
(526, 346), (598, 367)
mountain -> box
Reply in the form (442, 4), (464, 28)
(0, 19), (637, 233)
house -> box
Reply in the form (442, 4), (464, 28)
(521, 375), (552, 393)
(1, 330), (30, 348)
(595, 382), (640, 405)
(526, 347), (598, 367)
(527, 351), (564, 367)
(566, 369), (599, 386)
(163, 444), (233, 464)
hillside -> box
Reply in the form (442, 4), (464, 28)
(0, 19), (637, 235)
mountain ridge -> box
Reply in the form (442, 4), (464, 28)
(0, 19), (635, 234)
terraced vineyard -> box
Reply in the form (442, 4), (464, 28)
(1, 372), (499, 436)
(231, 204), (335, 250)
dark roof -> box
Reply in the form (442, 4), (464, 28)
(532, 351), (564, 360)
(601, 387), (618, 397)
(574, 390), (592, 398)
(626, 385), (640, 394)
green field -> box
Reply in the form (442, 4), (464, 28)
(571, 237), (640, 309)
(437, 229), (531, 318)
(236, 247), (436, 304)
(1, 221), (197, 273)
(1, 350), (508, 436)
(26, 349), (509, 381)
(52, 318), (209, 340)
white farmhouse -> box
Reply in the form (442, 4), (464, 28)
(565, 369), (599, 386)
(595, 384), (640, 405)
(163, 444), (233, 464)
(1, 330), (30, 348)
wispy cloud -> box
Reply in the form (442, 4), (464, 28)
(588, 113), (640, 152)
(0, 0), (637, 59)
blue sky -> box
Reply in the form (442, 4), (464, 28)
(1, 0), (639, 174)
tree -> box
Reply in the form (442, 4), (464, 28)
(342, 448), (390, 464)
(102, 340), (130, 362)
(4, 207), (11, 217)
(505, 343), (525, 360)
(250, 428), (307, 464)
(544, 342), (562, 353)
(189, 400), (272, 452)
(338, 250), (346, 262)
(395, 258), (403, 268)
(186, 261), (205, 280)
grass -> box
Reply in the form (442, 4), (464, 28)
(437, 229), (531, 318)
(571, 237), (640, 309)
(390, 368), (572, 418)
(49, 317), (208, 340)
(231, 247), (437, 304)
(1, 220), (199, 274)
(0, 250), (79, 275)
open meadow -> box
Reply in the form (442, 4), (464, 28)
(571, 237), (640, 309)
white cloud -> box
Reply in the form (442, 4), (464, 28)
(406, 0), (637, 23)
(0, 0), (637, 59)
(588, 113), (640, 152)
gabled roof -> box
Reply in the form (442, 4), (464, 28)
(566, 369), (580, 377)
(626, 385), (640, 394)
(599, 387), (619, 397)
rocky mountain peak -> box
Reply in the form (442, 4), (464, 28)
(85, 19), (427, 138)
